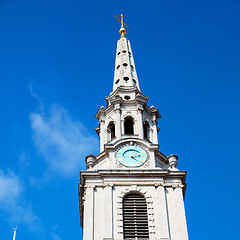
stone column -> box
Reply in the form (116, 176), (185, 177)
(150, 128), (154, 142)
(104, 184), (113, 239)
(155, 184), (170, 239)
(121, 119), (124, 135)
(115, 104), (121, 139)
(83, 186), (94, 240)
(104, 128), (108, 148)
(100, 119), (105, 152)
(137, 104), (143, 138)
(152, 115), (158, 144)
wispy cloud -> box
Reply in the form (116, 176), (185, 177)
(51, 232), (62, 240)
(30, 104), (98, 177)
(0, 170), (40, 230)
(29, 83), (44, 112)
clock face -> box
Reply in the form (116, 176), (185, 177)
(117, 145), (147, 167)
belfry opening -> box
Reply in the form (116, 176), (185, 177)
(124, 116), (134, 135)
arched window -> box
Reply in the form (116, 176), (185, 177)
(122, 193), (149, 239)
(107, 121), (115, 141)
(143, 121), (150, 140)
(124, 117), (134, 135)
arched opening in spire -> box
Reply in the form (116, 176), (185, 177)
(122, 192), (149, 239)
(143, 121), (150, 141)
(124, 116), (134, 135)
(107, 121), (115, 141)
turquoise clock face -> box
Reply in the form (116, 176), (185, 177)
(117, 145), (147, 167)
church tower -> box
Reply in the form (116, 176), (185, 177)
(78, 15), (189, 240)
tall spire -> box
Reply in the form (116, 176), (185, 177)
(12, 227), (17, 240)
(112, 14), (140, 93)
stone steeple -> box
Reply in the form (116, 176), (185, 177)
(79, 15), (189, 240)
(112, 37), (140, 93)
(94, 15), (161, 152)
(95, 33), (161, 151)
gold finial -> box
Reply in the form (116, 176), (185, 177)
(114, 14), (129, 38)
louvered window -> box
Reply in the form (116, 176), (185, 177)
(123, 193), (149, 239)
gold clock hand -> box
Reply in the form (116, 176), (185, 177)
(131, 155), (144, 163)
(131, 154), (140, 158)
(132, 157), (143, 163)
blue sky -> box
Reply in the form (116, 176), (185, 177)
(0, 0), (240, 239)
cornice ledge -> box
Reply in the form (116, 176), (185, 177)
(80, 170), (101, 186)
(165, 170), (187, 182)
(108, 86), (140, 98)
(155, 150), (168, 163)
(95, 105), (106, 119)
(95, 150), (109, 162)
(136, 92), (149, 100)
(97, 169), (169, 177)
(106, 137), (158, 150)
(108, 95), (122, 105)
(145, 105), (161, 119)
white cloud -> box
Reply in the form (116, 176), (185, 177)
(0, 171), (22, 202)
(30, 104), (98, 177)
(51, 232), (62, 240)
(0, 170), (40, 230)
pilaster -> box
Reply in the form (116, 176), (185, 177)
(152, 116), (158, 144)
(166, 187), (178, 240)
(175, 186), (189, 240)
(94, 186), (104, 240)
(137, 104), (143, 138)
(155, 184), (170, 240)
(115, 105), (121, 139)
(83, 186), (94, 240)
(104, 184), (114, 239)
(100, 119), (105, 152)
(166, 184), (188, 240)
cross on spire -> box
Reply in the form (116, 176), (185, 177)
(114, 14), (129, 38)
